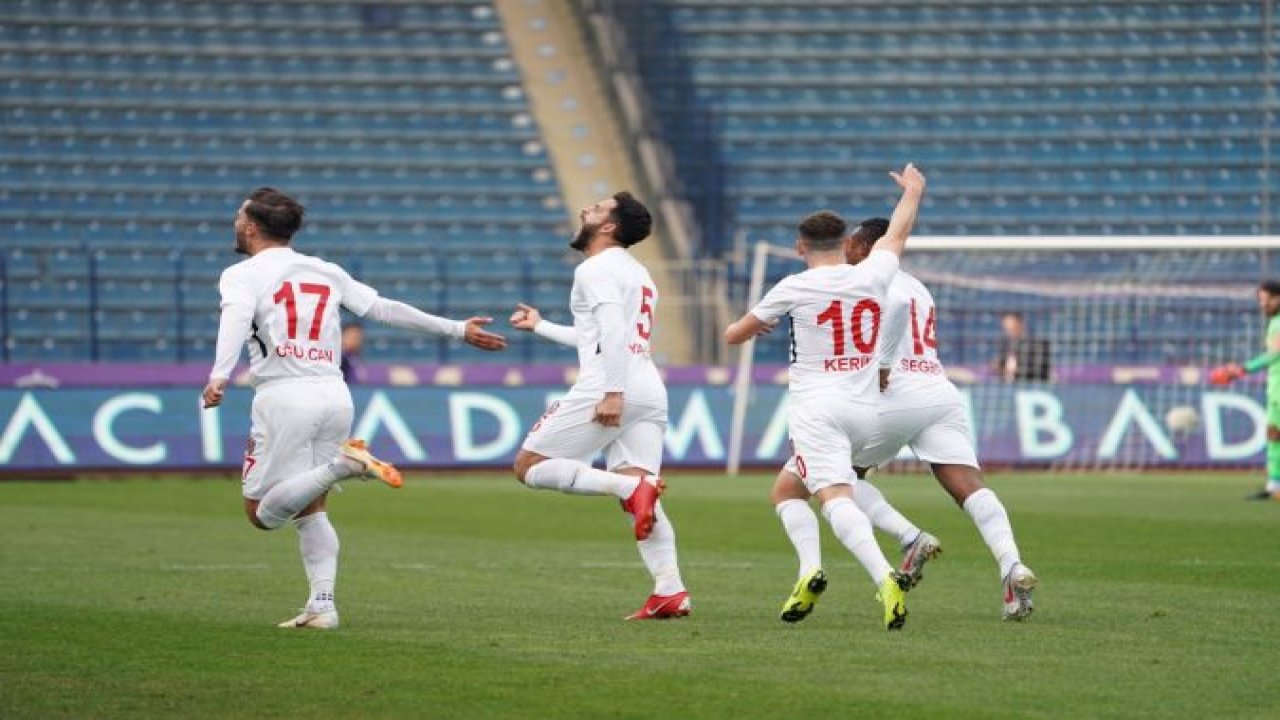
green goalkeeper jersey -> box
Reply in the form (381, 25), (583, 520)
(1244, 314), (1280, 395)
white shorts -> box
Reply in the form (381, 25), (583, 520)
(787, 399), (877, 493)
(521, 390), (668, 474)
(856, 400), (978, 468)
(242, 377), (354, 500)
(782, 398), (977, 479)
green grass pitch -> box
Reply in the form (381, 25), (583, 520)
(1, 470), (1277, 719)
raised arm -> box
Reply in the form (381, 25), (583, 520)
(874, 163), (927, 257)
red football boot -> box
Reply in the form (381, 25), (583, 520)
(620, 476), (665, 541)
(625, 591), (691, 621)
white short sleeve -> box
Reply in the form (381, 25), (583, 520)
(218, 265), (255, 309)
(335, 264), (379, 316)
(750, 275), (797, 326)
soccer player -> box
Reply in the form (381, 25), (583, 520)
(202, 187), (507, 629)
(724, 164), (925, 630)
(772, 217), (1037, 624)
(1209, 279), (1280, 500)
(509, 191), (688, 620)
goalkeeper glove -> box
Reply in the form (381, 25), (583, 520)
(1208, 364), (1245, 386)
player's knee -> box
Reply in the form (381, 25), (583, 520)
(513, 451), (539, 484)
(932, 464), (985, 505)
(770, 472), (807, 505)
(245, 507), (273, 531)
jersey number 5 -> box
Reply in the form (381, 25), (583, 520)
(816, 298), (881, 356)
(272, 281), (331, 341)
(637, 286), (655, 340)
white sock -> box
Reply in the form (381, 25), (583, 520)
(255, 459), (349, 529)
(523, 458), (639, 498)
(775, 499), (822, 578)
(637, 501), (684, 595)
(821, 496), (892, 586)
(963, 488), (1022, 579)
(296, 512), (339, 613)
(853, 479), (920, 547)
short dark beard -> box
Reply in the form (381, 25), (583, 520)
(569, 224), (594, 252)
(234, 227), (249, 255)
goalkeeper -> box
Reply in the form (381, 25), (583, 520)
(1210, 279), (1280, 500)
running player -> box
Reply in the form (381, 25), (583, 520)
(1209, 279), (1280, 500)
(202, 187), (507, 629)
(773, 217), (1037, 624)
(725, 164), (925, 630)
(509, 191), (688, 620)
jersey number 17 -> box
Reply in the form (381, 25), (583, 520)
(272, 281), (331, 341)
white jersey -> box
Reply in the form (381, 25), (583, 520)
(877, 270), (960, 406)
(568, 247), (664, 405)
(751, 250), (899, 403)
(217, 246), (378, 385)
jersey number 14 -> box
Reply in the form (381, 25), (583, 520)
(909, 299), (938, 355)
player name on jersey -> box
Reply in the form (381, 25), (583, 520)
(274, 341), (336, 364)
(823, 355), (875, 372)
(896, 357), (943, 375)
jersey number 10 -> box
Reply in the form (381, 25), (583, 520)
(272, 281), (331, 341)
(816, 298), (881, 356)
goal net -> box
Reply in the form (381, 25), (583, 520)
(727, 237), (1280, 474)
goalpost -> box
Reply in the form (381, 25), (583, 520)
(726, 236), (1280, 475)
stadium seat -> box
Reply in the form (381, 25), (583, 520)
(0, 0), (573, 362)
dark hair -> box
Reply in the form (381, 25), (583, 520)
(1260, 280), (1280, 295)
(797, 210), (847, 251)
(244, 187), (305, 241)
(610, 191), (652, 247)
(852, 217), (890, 246)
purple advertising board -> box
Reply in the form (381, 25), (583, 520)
(0, 382), (1265, 472)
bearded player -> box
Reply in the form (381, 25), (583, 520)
(510, 191), (688, 620)
(203, 187), (506, 629)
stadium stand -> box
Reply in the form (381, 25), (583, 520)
(586, 0), (1277, 365)
(599, 0), (1272, 243)
(2, 0), (1277, 367)
(0, 0), (577, 363)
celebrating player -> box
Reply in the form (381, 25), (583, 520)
(202, 187), (506, 629)
(1209, 279), (1280, 500)
(772, 217), (1037, 624)
(509, 191), (688, 620)
(724, 164), (925, 630)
